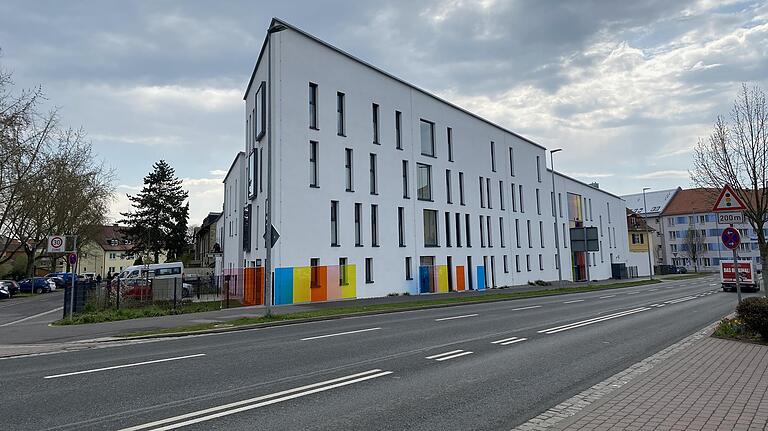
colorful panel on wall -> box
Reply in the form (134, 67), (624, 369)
(476, 266), (486, 290)
(419, 266), (431, 294)
(274, 267), (294, 305)
(293, 266), (311, 303)
(273, 264), (354, 305)
(437, 265), (449, 293)
(342, 264), (356, 299)
(456, 266), (465, 291)
(310, 266), (328, 302)
(326, 265), (342, 300)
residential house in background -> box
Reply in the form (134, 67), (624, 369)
(621, 188), (680, 267)
(193, 212), (222, 268)
(659, 188), (764, 272)
(626, 209), (654, 277)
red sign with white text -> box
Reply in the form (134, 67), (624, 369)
(720, 261), (754, 284)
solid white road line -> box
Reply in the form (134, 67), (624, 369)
(499, 338), (528, 346)
(649, 289), (658, 291)
(598, 295), (616, 299)
(510, 305), (542, 311)
(0, 306), (63, 327)
(434, 313), (479, 321)
(44, 354), (206, 379)
(626, 292), (640, 295)
(434, 351), (474, 361)
(538, 308), (650, 334)
(118, 369), (387, 431)
(300, 327), (381, 341)
(425, 350), (464, 360)
(125, 369), (393, 431)
(492, 337), (520, 344)
(563, 299), (585, 304)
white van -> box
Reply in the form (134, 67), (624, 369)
(117, 262), (189, 299)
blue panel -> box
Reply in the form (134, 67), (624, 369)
(274, 267), (294, 305)
(476, 266), (486, 290)
(419, 266), (431, 294)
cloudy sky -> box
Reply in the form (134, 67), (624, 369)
(1, 0), (766, 224)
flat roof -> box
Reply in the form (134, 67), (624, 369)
(244, 17), (546, 151)
(548, 169), (625, 201)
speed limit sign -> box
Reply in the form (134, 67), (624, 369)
(47, 235), (65, 253)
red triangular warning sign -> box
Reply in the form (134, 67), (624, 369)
(712, 185), (747, 212)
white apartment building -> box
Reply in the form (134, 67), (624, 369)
(224, 18), (630, 305)
(660, 188), (764, 272)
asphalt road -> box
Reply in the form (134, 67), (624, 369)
(1, 275), (756, 430)
(0, 289), (64, 327)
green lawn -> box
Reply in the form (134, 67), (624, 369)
(53, 300), (241, 325)
(121, 279), (662, 337)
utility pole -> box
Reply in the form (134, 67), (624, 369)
(550, 149), (563, 285)
(642, 187), (653, 280)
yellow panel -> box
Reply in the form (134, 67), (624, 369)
(437, 265), (449, 293)
(342, 264), (356, 299)
(293, 266), (312, 304)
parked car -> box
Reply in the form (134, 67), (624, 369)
(46, 276), (66, 290)
(675, 266), (688, 274)
(19, 278), (53, 294)
(0, 280), (20, 296)
(0, 284), (10, 300)
(45, 272), (77, 284)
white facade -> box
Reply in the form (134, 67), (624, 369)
(227, 19), (630, 305)
(222, 152), (245, 275)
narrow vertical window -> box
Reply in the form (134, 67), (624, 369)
(486, 178), (492, 209)
(519, 185), (525, 213)
(539, 254), (543, 270)
(354, 203), (362, 246)
(420, 119), (435, 156)
(515, 255), (520, 272)
(515, 219), (520, 248)
(509, 147), (515, 176)
(369, 153), (377, 194)
(490, 141), (496, 172)
(526, 255), (531, 271)
(536, 155), (542, 182)
(330, 200), (339, 246)
(446, 169), (452, 204)
(447, 127), (454, 161)
(365, 258), (374, 283)
(479, 177), (485, 208)
(398, 207), (406, 247)
(459, 172), (465, 205)
(423, 209), (439, 247)
(499, 217), (505, 248)
(345, 148), (353, 192)
(480, 215), (486, 248)
(503, 255), (509, 273)
(539, 221), (545, 247)
(455, 213), (462, 247)
(527, 220), (532, 248)
(563, 223), (568, 248)
(445, 212), (452, 247)
(339, 257), (348, 285)
(309, 141), (319, 188)
(417, 163), (432, 201)
(371, 204), (379, 246)
(536, 188), (541, 215)
(499, 180), (505, 210)
(558, 193), (563, 217)
(336, 92), (345, 136)
(372, 103), (380, 144)
(405, 257), (412, 280)
(395, 110), (402, 149)
(465, 214), (472, 247)
(309, 82), (318, 129)
(402, 160), (409, 198)
(259, 147), (263, 192)
(511, 183), (517, 212)
(487, 215), (493, 247)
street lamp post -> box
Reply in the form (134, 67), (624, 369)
(550, 149), (563, 284)
(642, 187), (653, 280)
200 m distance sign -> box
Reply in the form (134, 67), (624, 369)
(721, 227), (741, 250)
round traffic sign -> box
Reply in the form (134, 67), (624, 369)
(721, 227), (741, 250)
(50, 236), (63, 248)
(68, 253), (78, 266)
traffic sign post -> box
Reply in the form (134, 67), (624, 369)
(714, 186), (745, 304)
(67, 239), (77, 317)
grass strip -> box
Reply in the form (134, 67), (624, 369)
(661, 273), (713, 280)
(121, 279), (663, 337)
(53, 300), (240, 326)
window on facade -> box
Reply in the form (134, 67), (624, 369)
(526, 254), (531, 271)
(515, 255), (521, 272)
(537, 156), (542, 182)
(455, 213), (462, 247)
(402, 160), (410, 198)
(372, 103), (380, 144)
(500, 217), (505, 247)
(459, 172), (465, 205)
(487, 215), (493, 247)
(490, 141), (496, 172)
(465, 213), (472, 247)
(539, 221), (545, 247)
(309, 82), (318, 129)
(499, 181), (505, 210)
(369, 153), (378, 194)
(519, 185), (525, 213)
(423, 209), (439, 247)
(503, 255), (509, 273)
(539, 254), (544, 270)
(405, 257), (412, 280)
(527, 220), (532, 248)
(536, 189), (541, 215)
(479, 177), (485, 208)
(480, 215), (486, 248)
(511, 183), (517, 212)
(371, 204), (379, 246)
(395, 111), (402, 150)
(631, 233), (644, 244)
(509, 147), (515, 176)
(558, 193), (563, 217)
(398, 207), (406, 247)
(486, 178), (492, 209)
(447, 127), (454, 161)
(345, 148), (354, 192)
(445, 212), (452, 247)
(337, 92), (345, 136)
(420, 119), (435, 156)
(446, 170), (452, 204)
(331, 201), (339, 246)
(309, 141), (319, 187)
(355, 203), (362, 246)
(516, 219), (521, 248)
(259, 147), (263, 192)
(365, 258), (374, 283)
(248, 150), (256, 197)
(417, 163), (432, 201)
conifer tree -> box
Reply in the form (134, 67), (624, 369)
(120, 160), (189, 263)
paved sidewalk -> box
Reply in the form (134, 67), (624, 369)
(553, 335), (768, 431)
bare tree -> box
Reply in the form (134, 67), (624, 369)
(691, 84), (768, 293)
(682, 228), (706, 273)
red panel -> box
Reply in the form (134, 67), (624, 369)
(311, 266), (328, 302)
(456, 266), (465, 291)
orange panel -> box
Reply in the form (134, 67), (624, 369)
(311, 266), (328, 302)
(456, 266), (465, 291)
(243, 268), (256, 306)
(254, 267), (264, 305)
